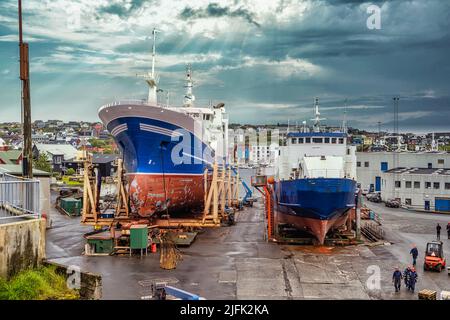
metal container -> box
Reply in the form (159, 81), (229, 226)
(130, 224), (148, 249)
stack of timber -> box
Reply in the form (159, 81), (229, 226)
(418, 289), (437, 300)
(361, 220), (384, 242)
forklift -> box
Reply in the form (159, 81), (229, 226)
(424, 241), (446, 272)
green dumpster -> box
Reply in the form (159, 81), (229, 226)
(87, 238), (113, 254)
(60, 197), (82, 216)
(130, 225), (148, 249)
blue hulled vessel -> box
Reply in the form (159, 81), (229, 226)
(274, 98), (357, 243)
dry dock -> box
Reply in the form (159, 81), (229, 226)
(46, 193), (450, 300)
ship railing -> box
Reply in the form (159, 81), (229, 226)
(305, 169), (346, 178)
(100, 100), (174, 110)
(0, 173), (40, 221)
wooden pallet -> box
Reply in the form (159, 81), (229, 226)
(418, 289), (437, 300)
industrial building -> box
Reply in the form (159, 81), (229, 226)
(356, 151), (450, 192)
(380, 167), (450, 212)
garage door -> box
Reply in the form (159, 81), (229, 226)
(435, 198), (450, 212)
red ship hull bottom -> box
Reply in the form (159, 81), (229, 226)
(127, 174), (204, 217)
(276, 212), (349, 245)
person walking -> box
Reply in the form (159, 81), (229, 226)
(408, 267), (418, 293)
(392, 267), (403, 293)
(410, 245), (418, 266)
(437, 223), (442, 240)
(403, 266), (411, 288)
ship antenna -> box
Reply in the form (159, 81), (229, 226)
(183, 63), (195, 107)
(137, 28), (160, 105)
(311, 97), (325, 132)
(341, 98), (348, 134)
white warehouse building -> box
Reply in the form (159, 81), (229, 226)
(356, 151), (450, 192)
(380, 167), (450, 212)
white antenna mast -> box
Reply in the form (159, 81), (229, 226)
(311, 97), (325, 133)
(183, 63), (195, 107)
(137, 28), (161, 105)
(342, 98), (348, 133)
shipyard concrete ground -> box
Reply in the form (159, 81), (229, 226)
(46, 194), (450, 300)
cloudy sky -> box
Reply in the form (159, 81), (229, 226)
(0, 0), (449, 132)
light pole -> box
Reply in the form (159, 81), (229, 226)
(18, 0), (33, 178)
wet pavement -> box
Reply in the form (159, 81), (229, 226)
(46, 193), (450, 300)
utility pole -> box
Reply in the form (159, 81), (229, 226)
(393, 97), (400, 201)
(18, 0), (33, 178)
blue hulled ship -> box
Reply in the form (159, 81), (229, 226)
(274, 98), (357, 244)
(98, 30), (228, 217)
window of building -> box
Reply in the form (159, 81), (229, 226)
(324, 138), (330, 143)
(438, 159), (444, 165)
(381, 162), (388, 171)
(414, 181), (420, 189)
(357, 161), (361, 167)
(405, 198), (412, 205)
(305, 138), (311, 143)
(313, 138), (323, 143)
(433, 182), (440, 189)
(364, 161), (369, 168)
(331, 138), (337, 144)
(428, 163), (432, 169)
(298, 138), (304, 144)
(291, 138), (297, 144)
(347, 149), (350, 155)
(445, 182), (450, 190)
(405, 181), (412, 188)
(395, 181), (401, 188)
(425, 182), (431, 189)
(338, 138), (344, 144)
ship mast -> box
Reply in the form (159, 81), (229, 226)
(183, 63), (195, 107)
(138, 28), (160, 105)
(311, 97), (325, 133)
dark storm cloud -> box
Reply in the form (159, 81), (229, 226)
(179, 3), (260, 27)
(99, 0), (149, 18)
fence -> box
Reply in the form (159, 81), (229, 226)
(0, 173), (40, 220)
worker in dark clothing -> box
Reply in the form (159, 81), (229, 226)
(403, 266), (411, 288)
(408, 267), (418, 292)
(447, 222), (450, 239)
(410, 245), (418, 266)
(392, 267), (403, 292)
(436, 223), (441, 240)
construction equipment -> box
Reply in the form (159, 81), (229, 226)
(424, 241), (446, 272)
(231, 167), (254, 206)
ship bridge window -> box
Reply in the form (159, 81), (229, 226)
(331, 138), (337, 144)
(313, 138), (323, 143)
(291, 138), (297, 144)
(324, 138), (330, 143)
(338, 138), (344, 144)
(305, 138), (311, 143)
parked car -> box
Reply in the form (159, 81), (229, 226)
(366, 192), (382, 203)
(385, 198), (400, 208)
